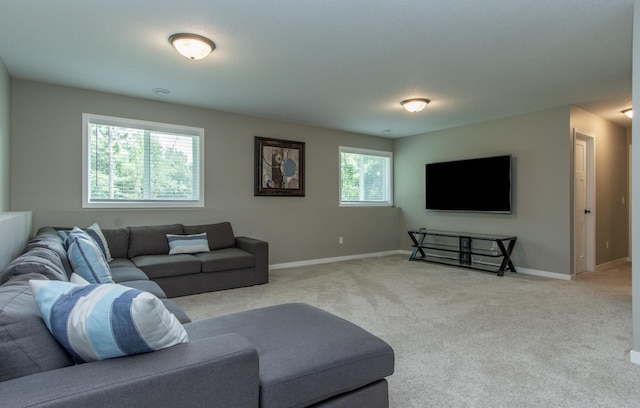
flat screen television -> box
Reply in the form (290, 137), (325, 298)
(425, 155), (512, 213)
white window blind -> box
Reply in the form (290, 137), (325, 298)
(82, 114), (204, 208)
(339, 146), (393, 206)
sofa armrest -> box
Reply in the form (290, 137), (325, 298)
(236, 236), (269, 284)
(0, 334), (259, 408)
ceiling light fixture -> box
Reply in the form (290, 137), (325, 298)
(400, 98), (430, 113)
(622, 108), (633, 118)
(169, 33), (216, 60)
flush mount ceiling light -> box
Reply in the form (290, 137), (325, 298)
(169, 33), (216, 60)
(400, 98), (430, 113)
(622, 108), (634, 118)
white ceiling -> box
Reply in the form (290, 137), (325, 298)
(0, 0), (634, 138)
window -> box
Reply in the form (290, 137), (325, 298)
(339, 146), (393, 206)
(82, 113), (204, 208)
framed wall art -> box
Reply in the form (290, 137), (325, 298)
(254, 137), (305, 196)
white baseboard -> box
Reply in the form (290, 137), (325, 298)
(270, 249), (571, 280)
(595, 257), (631, 272)
(631, 350), (640, 365)
(516, 267), (572, 281)
(403, 250), (570, 280)
(269, 250), (405, 270)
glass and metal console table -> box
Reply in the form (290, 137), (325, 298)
(408, 229), (517, 276)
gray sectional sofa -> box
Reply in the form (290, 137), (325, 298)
(0, 222), (395, 407)
(97, 222), (269, 297)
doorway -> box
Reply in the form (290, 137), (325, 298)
(574, 129), (596, 275)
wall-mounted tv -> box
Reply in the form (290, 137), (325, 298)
(425, 155), (512, 213)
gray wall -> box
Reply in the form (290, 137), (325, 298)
(394, 106), (629, 276)
(570, 106), (629, 266)
(10, 79), (400, 264)
(0, 58), (10, 212)
(394, 107), (573, 275)
(0, 212), (32, 271)
(8, 79), (629, 274)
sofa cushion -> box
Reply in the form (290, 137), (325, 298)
(128, 224), (183, 258)
(0, 279), (74, 382)
(119, 280), (167, 299)
(167, 233), (210, 255)
(131, 254), (201, 279)
(66, 228), (114, 284)
(196, 248), (255, 273)
(184, 303), (394, 408)
(184, 222), (235, 250)
(109, 265), (150, 282)
(101, 227), (130, 259)
(0, 246), (68, 284)
(161, 299), (192, 324)
(30, 280), (189, 363)
(108, 258), (136, 267)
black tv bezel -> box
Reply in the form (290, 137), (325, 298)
(425, 154), (512, 214)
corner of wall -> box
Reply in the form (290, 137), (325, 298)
(630, 0), (640, 355)
(0, 211), (32, 270)
(0, 56), (11, 212)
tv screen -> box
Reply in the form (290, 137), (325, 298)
(425, 155), (511, 213)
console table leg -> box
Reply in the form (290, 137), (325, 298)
(408, 232), (426, 260)
(497, 239), (517, 274)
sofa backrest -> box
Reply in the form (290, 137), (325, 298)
(0, 226), (77, 382)
(183, 222), (236, 250)
(0, 227), (71, 285)
(28, 227), (73, 277)
(0, 247), (68, 285)
(101, 227), (130, 259)
(0, 278), (74, 382)
(128, 224), (184, 258)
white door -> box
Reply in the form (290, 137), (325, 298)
(575, 138), (588, 274)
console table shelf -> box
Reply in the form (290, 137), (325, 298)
(408, 229), (517, 276)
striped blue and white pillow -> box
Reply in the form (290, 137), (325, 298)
(167, 233), (210, 255)
(29, 280), (189, 363)
(59, 224), (112, 262)
(85, 223), (113, 262)
(66, 227), (113, 284)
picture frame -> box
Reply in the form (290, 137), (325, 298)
(254, 137), (305, 196)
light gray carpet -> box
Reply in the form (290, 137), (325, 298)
(173, 255), (640, 407)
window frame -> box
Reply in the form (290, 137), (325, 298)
(339, 146), (393, 207)
(82, 113), (205, 209)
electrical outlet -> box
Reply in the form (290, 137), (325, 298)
(339, 236), (343, 244)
